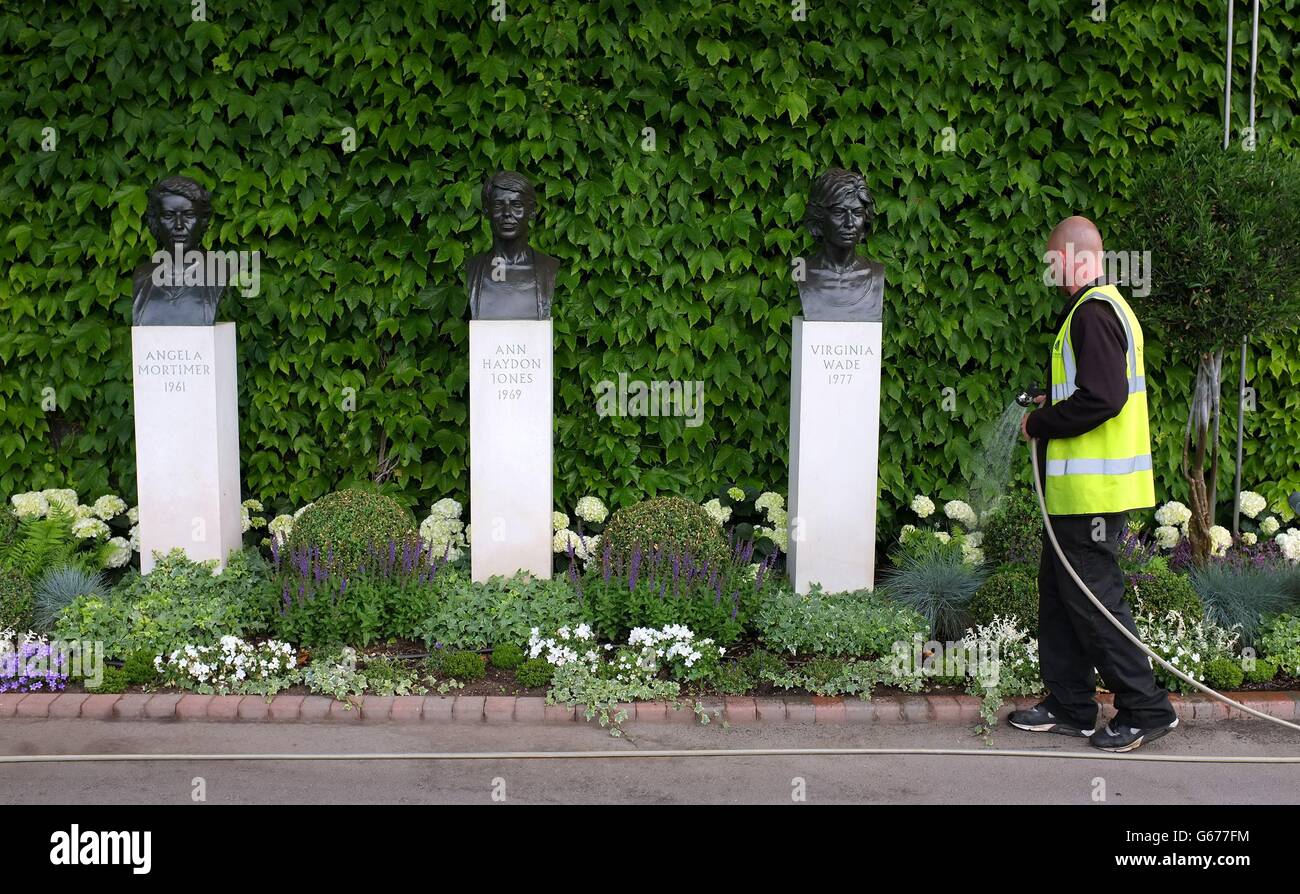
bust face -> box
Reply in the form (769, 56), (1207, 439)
(488, 187), (530, 242)
(822, 195), (867, 249)
(155, 193), (201, 250)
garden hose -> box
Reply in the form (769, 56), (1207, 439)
(2, 747), (1300, 765)
(1027, 437), (1300, 735)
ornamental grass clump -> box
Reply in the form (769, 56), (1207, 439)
(286, 489), (417, 575)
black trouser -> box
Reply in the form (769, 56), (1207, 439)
(1038, 512), (1176, 729)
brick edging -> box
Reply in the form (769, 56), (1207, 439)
(2, 690), (1297, 725)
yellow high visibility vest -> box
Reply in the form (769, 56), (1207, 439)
(1045, 284), (1156, 515)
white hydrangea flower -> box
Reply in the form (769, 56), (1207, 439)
(574, 496), (608, 524)
(702, 498), (731, 525)
(71, 517), (110, 540)
(553, 529), (582, 554)
(911, 495), (935, 518)
(552, 511), (569, 532)
(91, 494), (127, 520)
(293, 502), (315, 519)
(268, 514), (294, 542)
(127, 506), (139, 524)
(429, 498), (462, 520)
(102, 537), (132, 569)
(1208, 525), (1232, 557)
(754, 491), (784, 515)
(73, 504), (96, 520)
(1277, 528), (1300, 563)
(899, 523), (918, 543)
(758, 523), (788, 553)
(10, 492), (48, 519)
(1154, 525), (1181, 549)
(766, 506), (788, 530)
(128, 523), (141, 552)
(726, 486), (745, 501)
(464, 523), (472, 545)
(242, 498), (264, 514)
(1261, 516), (1280, 537)
(1241, 532), (1257, 546)
(944, 499), (978, 529)
(960, 540), (985, 566)
(1238, 491), (1267, 520)
(1154, 501), (1192, 529)
(41, 488), (78, 511)
(934, 531), (952, 544)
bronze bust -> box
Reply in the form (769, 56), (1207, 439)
(466, 171), (558, 320)
(798, 168), (885, 323)
(132, 176), (226, 326)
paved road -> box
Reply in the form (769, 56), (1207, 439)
(2, 716), (1297, 804)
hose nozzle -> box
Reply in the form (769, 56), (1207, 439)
(1015, 386), (1046, 408)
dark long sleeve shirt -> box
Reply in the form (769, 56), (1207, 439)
(1027, 277), (1131, 476)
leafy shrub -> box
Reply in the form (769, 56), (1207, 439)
(1259, 614), (1300, 676)
(441, 650), (486, 681)
(1244, 657), (1279, 684)
(1191, 558), (1294, 646)
(286, 490), (417, 575)
(53, 549), (278, 659)
(0, 567), (34, 630)
(602, 496), (728, 568)
(32, 565), (108, 632)
(515, 657), (554, 689)
(490, 643), (525, 670)
(754, 585), (928, 658)
(86, 665), (127, 694)
(758, 656), (882, 697)
(582, 543), (779, 645)
(273, 537), (455, 648)
(979, 487), (1042, 567)
(704, 659), (754, 695)
(0, 510), (15, 548)
(968, 564), (1039, 635)
(1127, 558), (1204, 623)
(879, 539), (986, 641)
(1204, 658), (1245, 690)
(416, 571), (583, 651)
(122, 650), (159, 686)
(360, 655), (423, 696)
(740, 648), (785, 683)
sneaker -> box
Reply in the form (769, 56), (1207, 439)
(1007, 703), (1095, 738)
(1089, 718), (1179, 753)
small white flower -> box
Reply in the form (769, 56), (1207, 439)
(1238, 491), (1267, 520)
(1154, 525), (1181, 549)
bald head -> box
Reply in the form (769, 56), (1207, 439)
(1045, 216), (1104, 295)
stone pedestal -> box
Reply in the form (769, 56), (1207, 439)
(131, 323), (242, 573)
(469, 320), (553, 582)
(787, 317), (883, 594)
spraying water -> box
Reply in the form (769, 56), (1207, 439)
(968, 399), (1027, 517)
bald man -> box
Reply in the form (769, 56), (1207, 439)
(1010, 216), (1177, 753)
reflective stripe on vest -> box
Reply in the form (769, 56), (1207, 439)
(1045, 283), (1156, 515)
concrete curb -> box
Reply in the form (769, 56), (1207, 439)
(2, 691), (1296, 725)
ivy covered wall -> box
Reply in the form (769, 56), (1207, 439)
(2, 0), (1298, 535)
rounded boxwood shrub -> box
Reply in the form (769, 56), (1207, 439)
(122, 649), (160, 686)
(86, 665), (127, 694)
(601, 496), (728, 566)
(1204, 657), (1245, 690)
(967, 564), (1039, 634)
(1244, 656), (1278, 684)
(287, 490), (417, 574)
(979, 487), (1042, 567)
(1127, 563), (1204, 623)
(515, 657), (554, 689)
(490, 643), (525, 670)
(440, 649), (486, 681)
(0, 567), (35, 631)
